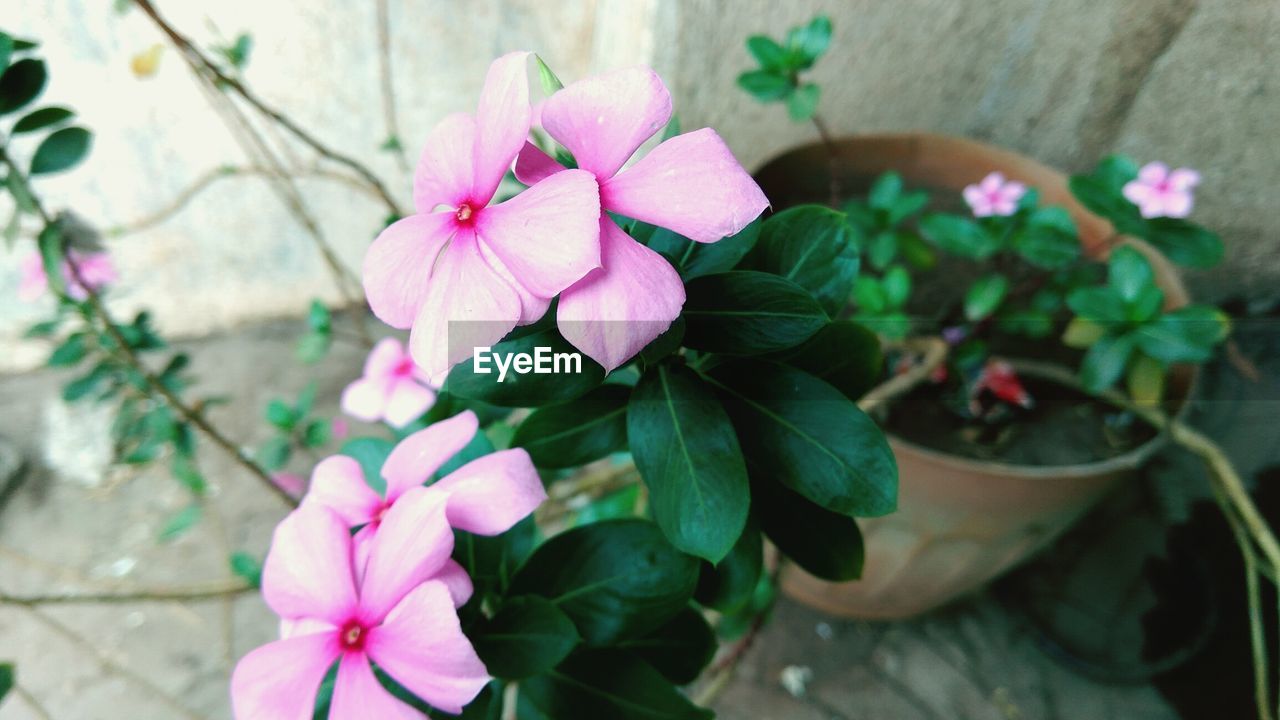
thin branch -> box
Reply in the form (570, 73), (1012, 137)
(133, 0), (405, 217)
(0, 580), (252, 606)
(859, 336), (949, 413)
(375, 0), (411, 174)
(810, 112), (841, 206)
(12, 683), (55, 720)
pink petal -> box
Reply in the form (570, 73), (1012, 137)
(413, 112), (478, 213)
(471, 51), (533, 206)
(304, 455), (384, 527)
(331, 652), (424, 720)
(431, 448), (545, 535)
(280, 617), (336, 639)
(558, 217), (685, 372)
(1137, 197), (1165, 219)
(1162, 191), (1193, 218)
(540, 66), (672, 179)
(365, 338), (408, 379)
(432, 558), (475, 608)
(1169, 168), (1201, 191)
(231, 633), (340, 720)
(358, 487), (454, 624)
(381, 410), (479, 501)
(364, 212), (459, 329)
(477, 238), (552, 325)
(365, 582), (490, 715)
(18, 251), (48, 302)
(473, 168), (602, 298)
(340, 376), (391, 423)
(406, 230), (522, 384)
(1122, 180), (1152, 207)
(962, 185), (986, 214)
(383, 378), (437, 429)
(978, 172), (1005, 194)
(1137, 161), (1169, 185)
(513, 141), (567, 186)
(1000, 181), (1026, 204)
(601, 128), (768, 243)
(262, 505), (358, 624)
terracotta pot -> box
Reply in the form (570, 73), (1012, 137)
(753, 133), (1195, 619)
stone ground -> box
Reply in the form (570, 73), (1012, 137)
(0, 315), (1277, 720)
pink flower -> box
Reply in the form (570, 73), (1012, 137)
(962, 172), (1026, 217)
(270, 472), (306, 498)
(515, 66), (768, 371)
(1122, 162), (1200, 219)
(303, 410), (545, 600)
(18, 249), (117, 302)
(331, 417), (350, 441)
(341, 338), (437, 429)
(230, 495), (489, 717)
(363, 52), (602, 383)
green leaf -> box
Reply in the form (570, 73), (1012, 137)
(964, 274), (1010, 321)
(1134, 305), (1230, 364)
(881, 265), (911, 309)
(1144, 218), (1224, 268)
(0, 58), (47, 115)
(512, 384), (629, 469)
(265, 399), (296, 430)
(744, 205), (859, 314)
(645, 219), (760, 280)
(919, 213), (1001, 259)
(48, 332), (87, 367)
(0, 663), (12, 705)
(789, 15), (833, 64)
(868, 172), (902, 210)
(171, 453), (206, 494)
(296, 331), (330, 364)
(618, 608), (716, 685)
(446, 326), (605, 408)
(30, 126), (93, 175)
(521, 650), (713, 720)
(1126, 352), (1165, 406)
(338, 436), (394, 492)
(694, 517), (762, 614)
(62, 363), (110, 401)
(473, 596), (581, 680)
(1107, 245), (1155, 303)
(867, 230), (898, 270)
(229, 551), (263, 588)
(1011, 206), (1080, 269)
(736, 69), (792, 102)
(256, 436), (291, 472)
(12, 105), (73, 133)
(158, 504), (202, 542)
(998, 309), (1054, 339)
(456, 515), (537, 599)
(509, 519), (699, 646)
(1079, 332), (1137, 392)
(769, 320), (883, 401)
(534, 55), (565, 95)
(628, 364), (749, 562)
(1068, 156), (1145, 236)
(302, 418), (331, 448)
(0, 33), (12, 72)
(706, 360), (897, 517)
(36, 224), (65, 295)
(885, 191), (930, 226)
(746, 35), (788, 71)
(307, 299), (331, 331)
(682, 271), (828, 355)
(754, 473), (864, 581)
(786, 83), (820, 121)
(852, 275), (886, 313)
(24, 319), (61, 338)
(1067, 285), (1129, 325)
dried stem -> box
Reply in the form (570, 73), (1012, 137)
(12, 683), (55, 720)
(375, 0), (411, 174)
(810, 112), (842, 207)
(0, 580), (252, 606)
(859, 336), (949, 413)
(133, 0), (404, 217)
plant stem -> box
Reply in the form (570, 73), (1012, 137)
(132, 0), (405, 218)
(12, 683), (55, 720)
(0, 580), (253, 606)
(375, 0), (411, 175)
(859, 336), (949, 413)
(810, 111), (842, 207)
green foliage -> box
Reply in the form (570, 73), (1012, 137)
(742, 205), (859, 314)
(754, 473), (865, 581)
(851, 265), (912, 338)
(738, 15), (832, 122)
(639, 218), (761, 281)
(446, 325), (605, 407)
(617, 608), (717, 685)
(964, 273), (1010, 321)
(694, 517), (763, 614)
(0, 663), (12, 705)
(472, 596), (581, 680)
(296, 300), (332, 363)
(30, 126), (92, 175)
(229, 551), (264, 588)
(520, 650), (712, 720)
(682, 271), (828, 355)
(512, 385), (629, 469)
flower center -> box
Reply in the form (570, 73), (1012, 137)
(392, 357), (415, 378)
(455, 203), (475, 223)
(339, 621), (367, 652)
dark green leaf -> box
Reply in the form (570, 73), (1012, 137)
(867, 230), (898, 270)
(1011, 206), (1080, 269)
(746, 35), (788, 71)
(473, 596), (581, 680)
(0, 663), (12, 705)
(852, 275), (886, 313)
(1134, 305), (1230, 364)
(683, 271), (827, 355)
(754, 472), (864, 581)
(1144, 218), (1224, 268)
(736, 69), (792, 101)
(868, 172), (902, 210)
(521, 650), (713, 720)
(0, 58), (46, 115)
(964, 274), (1009, 321)
(628, 364), (749, 562)
(706, 360), (897, 517)
(881, 265), (911, 308)
(256, 436), (291, 472)
(12, 105), (73, 133)
(789, 15), (833, 63)
(512, 384), (629, 469)
(1080, 332), (1137, 392)
(646, 220), (760, 280)
(997, 309), (1054, 338)
(30, 126), (92, 175)
(0, 34), (12, 72)
(786, 83), (820, 121)
(265, 399), (296, 430)
(745, 205), (858, 314)
(158, 504), (202, 542)
(302, 419), (331, 448)
(171, 454), (206, 494)
(770, 320), (883, 401)
(307, 299), (332, 331)
(456, 515), (537, 598)
(24, 319), (61, 338)
(695, 517), (762, 614)
(1067, 285), (1129, 325)
(509, 519), (699, 646)
(618, 608), (716, 685)
(919, 213), (1001, 259)
(37, 224), (65, 295)
(47, 333), (86, 367)
(447, 326), (605, 407)
(1107, 245), (1154, 303)
(62, 362), (110, 401)
(229, 551), (263, 588)
(885, 191), (930, 226)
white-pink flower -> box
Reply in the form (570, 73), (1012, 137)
(1122, 162), (1200, 219)
(303, 410), (545, 601)
(515, 66), (768, 372)
(363, 52), (602, 383)
(231, 496), (489, 717)
(962, 172), (1026, 218)
(341, 338), (437, 429)
(18, 249), (117, 302)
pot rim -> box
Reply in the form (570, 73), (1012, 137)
(752, 131), (1198, 479)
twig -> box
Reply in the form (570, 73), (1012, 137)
(375, 0), (411, 174)
(12, 683), (55, 720)
(133, 0), (405, 217)
(0, 580), (252, 606)
(859, 336), (949, 413)
(810, 112), (841, 207)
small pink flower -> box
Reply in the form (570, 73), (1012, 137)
(515, 66), (769, 371)
(330, 417), (350, 441)
(341, 338), (437, 429)
(303, 410), (545, 602)
(1122, 162), (1200, 219)
(270, 472), (306, 498)
(363, 52), (602, 383)
(231, 496), (489, 717)
(962, 172), (1026, 217)
(18, 249), (117, 302)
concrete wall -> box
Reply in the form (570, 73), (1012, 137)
(3, 0), (1276, 371)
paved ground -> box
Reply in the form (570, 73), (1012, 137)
(0, 316), (1277, 719)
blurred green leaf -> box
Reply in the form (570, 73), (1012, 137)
(12, 105), (72, 133)
(0, 57), (47, 115)
(30, 126), (92, 175)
